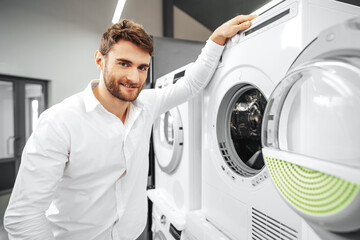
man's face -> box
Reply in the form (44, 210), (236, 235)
(102, 40), (151, 102)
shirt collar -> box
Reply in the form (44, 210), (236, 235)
(132, 96), (145, 110)
(83, 80), (145, 113)
(83, 80), (101, 112)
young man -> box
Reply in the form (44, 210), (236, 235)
(4, 15), (257, 239)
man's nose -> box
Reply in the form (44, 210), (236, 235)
(126, 67), (140, 83)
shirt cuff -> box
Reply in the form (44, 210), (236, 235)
(204, 37), (225, 57)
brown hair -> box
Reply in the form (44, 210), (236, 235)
(100, 19), (153, 56)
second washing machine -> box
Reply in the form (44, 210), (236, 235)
(148, 63), (202, 238)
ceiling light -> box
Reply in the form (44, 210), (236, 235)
(112, 0), (126, 24)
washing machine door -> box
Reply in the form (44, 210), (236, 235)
(217, 83), (268, 177)
(262, 17), (360, 234)
(153, 107), (183, 174)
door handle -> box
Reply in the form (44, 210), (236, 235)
(6, 136), (16, 156)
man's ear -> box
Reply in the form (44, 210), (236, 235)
(95, 50), (104, 70)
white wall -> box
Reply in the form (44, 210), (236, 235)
(0, 0), (163, 106)
(0, 0), (209, 106)
(0, 0), (117, 105)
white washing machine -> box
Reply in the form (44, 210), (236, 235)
(152, 203), (182, 240)
(262, 17), (360, 240)
(182, 211), (231, 240)
(148, 63), (202, 234)
(151, 208), (231, 240)
(201, 0), (360, 239)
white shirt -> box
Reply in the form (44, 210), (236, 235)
(4, 39), (224, 240)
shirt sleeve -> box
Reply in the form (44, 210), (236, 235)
(152, 38), (225, 116)
(4, 110), (69, 239)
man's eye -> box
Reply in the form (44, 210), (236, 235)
(139, 66), (148, 71)
(120, 62), (128, 67)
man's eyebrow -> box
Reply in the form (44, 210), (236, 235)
(139, 63), (150, 68)
(116, 58), (149, 68)
(116, 58), (132, 64)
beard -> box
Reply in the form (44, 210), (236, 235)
(103, 65), (145, 102)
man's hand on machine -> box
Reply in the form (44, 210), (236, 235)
(210, 14), (258, 46)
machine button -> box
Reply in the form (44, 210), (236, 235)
(160, 214), (166, 225)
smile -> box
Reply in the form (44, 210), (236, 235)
(120, 82), (137, 89)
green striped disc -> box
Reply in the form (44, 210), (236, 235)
(265, 156), (360, 216)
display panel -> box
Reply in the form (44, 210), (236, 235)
(245, 8), (290, 37)
(173, 70), (185, 84)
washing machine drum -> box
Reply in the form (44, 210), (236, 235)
(217, 84), (267, 177)
(262, 17), (360, 233)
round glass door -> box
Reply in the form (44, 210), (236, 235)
(159, 111), (174, 146)
(263, 57), (360, 164)
(262, 56), (360, 232)
(217, 84), (267, 177)
(153, 107), (183, 174)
